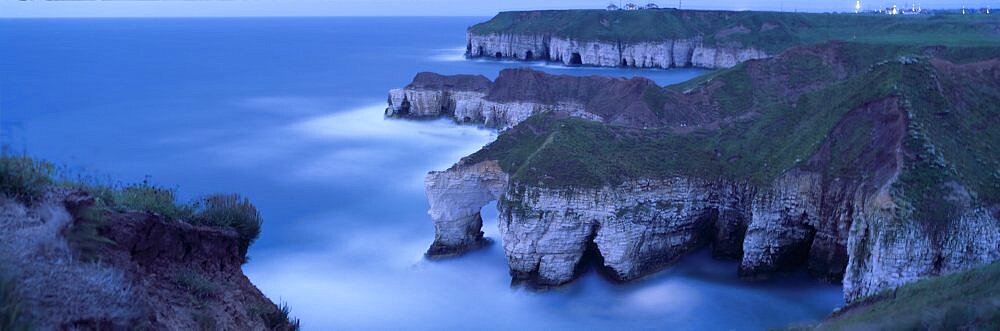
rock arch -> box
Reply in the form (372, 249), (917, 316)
(424, 161), (509, 257)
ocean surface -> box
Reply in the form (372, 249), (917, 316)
(0, 17), (843, 330)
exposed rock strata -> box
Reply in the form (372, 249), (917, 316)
(466, 33), (768, 69)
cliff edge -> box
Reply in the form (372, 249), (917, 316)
(0, 157), (299, 330)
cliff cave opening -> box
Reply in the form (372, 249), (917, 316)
(478, 46), (485, 56)
(620, 58), (629, 67)
(495, 52), (503, 59)
(525, 51), (534, 60)
(398, 96), (411, 115)
(573, 223), (618, 282)
(569, 52), (583, 65)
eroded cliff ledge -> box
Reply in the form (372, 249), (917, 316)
(465, 9), (1000, 69)
(397, 42), (1000, 302)
(0, 189), (297, 329)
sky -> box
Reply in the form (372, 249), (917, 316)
(0, 0), (994, 18)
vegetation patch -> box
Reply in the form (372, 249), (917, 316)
(113, 181), (194, 220)
(190, 194), (263, 262)
(251, 301), (301, 331)
(816, 261), (1000, 330)
(0, 153), (54, 203)
(175, 270), (219, 302)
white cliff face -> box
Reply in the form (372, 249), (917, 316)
(387, 87), (588, 129)
(843, 194), (1000, 301)
(425, 159), (998, 301)
(424, 160), (509, 256)
(467, 33), (768, 69)
(497, 178), (749, 285)
(740, 170), (823, 278)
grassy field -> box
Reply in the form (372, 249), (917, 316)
(814, 261), (1000, 330)
(469, 9), (1000, 53)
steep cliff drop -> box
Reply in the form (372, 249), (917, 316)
(390, 42), (1000, 302)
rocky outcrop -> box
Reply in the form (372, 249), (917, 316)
(425, 160), (509, 256)
(387, 68), (662, 129)
(0, 190), (296, 330)
(467, 33), (768, 69)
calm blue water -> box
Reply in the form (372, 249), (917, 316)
(0, 17), (843, 330)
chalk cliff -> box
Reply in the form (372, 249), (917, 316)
(467, 33), (768, 69)
(400, 43), (1000, 303)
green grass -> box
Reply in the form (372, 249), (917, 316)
(0, 153), (54, 203)
(817, 261), (1000, 330)
(113, 181), (195, 220)
(0, 274), (31, 331)
(469, 52), (903, 188)
(470, 10), (1000, 53)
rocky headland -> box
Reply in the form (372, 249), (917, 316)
(388, 42), (1000, 303)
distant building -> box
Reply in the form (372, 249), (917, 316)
(645, 3), (659, 9)
(607, 3), (619, 11)
(624, 3), (640, 10)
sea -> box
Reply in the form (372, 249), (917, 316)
(0, 17), (843, 330)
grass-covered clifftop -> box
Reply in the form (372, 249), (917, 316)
(461, 43), (999, 224)
(811, 261), (1000, 330)
(469, 9), (1000, 53)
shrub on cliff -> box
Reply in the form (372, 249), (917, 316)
(252, 301), (301, 331)
(191, 194), (262, 262)
(0, 153), (54, 203)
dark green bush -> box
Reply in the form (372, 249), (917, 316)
(0, 274), (31, 331)
(0, 154), (54, 203)
(193, 194), (262, 262)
